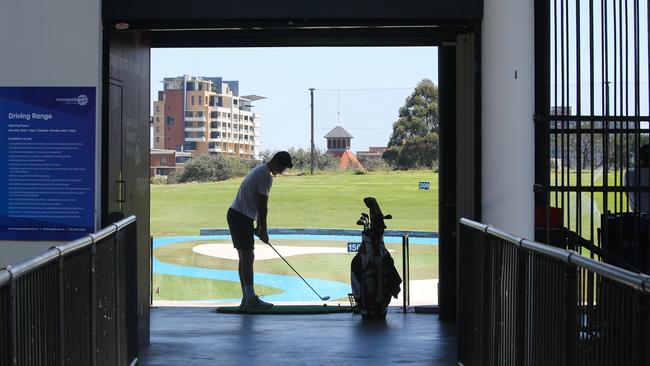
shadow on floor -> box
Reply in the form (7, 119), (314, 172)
(140, 307), (457, 366)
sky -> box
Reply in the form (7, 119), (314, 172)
(151, 47), (438, 154)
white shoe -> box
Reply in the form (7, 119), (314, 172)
(242, 296), (273, 310)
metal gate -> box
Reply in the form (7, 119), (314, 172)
(536, 0), (650, 258)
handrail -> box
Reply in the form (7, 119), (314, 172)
(0, 215), (136, 280)
(0, 269), (10, 288)
(3, 249), (60, 278)
(460, 217), (650, 294)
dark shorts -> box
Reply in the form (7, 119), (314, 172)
(227, 208), (255, 251)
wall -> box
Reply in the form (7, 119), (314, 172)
(164, 90), (184, 150)
(0, 0), (102, 265)
(481, 0), (534, 238)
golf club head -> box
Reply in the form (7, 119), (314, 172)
(384, 214), (392, 220)
(321, 296), (330, 301)
(356, 220), (365, 226)
(361, 213), (369, 219)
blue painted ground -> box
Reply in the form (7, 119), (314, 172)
(153, 234), (438, 302)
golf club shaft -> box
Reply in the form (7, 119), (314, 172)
(265, 241), (327, 300)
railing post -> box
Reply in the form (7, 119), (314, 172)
(564, 263), (577, 366)
(56, 249), (65, 366)
(402, 234), (407, 313)
(8, 269), (16, 366)
(515, 247), (527, 365)
(90, 238), (97, 366)
(113, 225), (123, 364)
(639, 293), (650, 366)
(401, 234), (410, 312)
(406, 234), (410, 307)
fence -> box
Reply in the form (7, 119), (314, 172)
(458, 217), (650, 366)
(0, 216), (138, 366)
(535, 0), (650, 246)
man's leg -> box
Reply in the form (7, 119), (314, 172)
(238, 248), (273, 309)
(238, 248), (255, 290)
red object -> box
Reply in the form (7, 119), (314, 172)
(535, 205), (563, 228)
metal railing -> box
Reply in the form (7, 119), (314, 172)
(458, 217), (650, 366)
(0, 216), (138, 366)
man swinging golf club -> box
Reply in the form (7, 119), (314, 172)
(227, 151), (293, 310)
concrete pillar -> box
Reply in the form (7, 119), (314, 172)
(482, 0), (535, 237)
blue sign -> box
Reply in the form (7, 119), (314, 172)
(419, 181), (430, 190)
(347, 242), (361, 252)
(0, 87), (96, 240)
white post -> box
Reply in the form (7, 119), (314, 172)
(482, 0), (535, 238)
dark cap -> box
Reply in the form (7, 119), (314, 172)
(271, 151), (293, 169)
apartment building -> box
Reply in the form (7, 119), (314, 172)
(152, 75), (262, 159)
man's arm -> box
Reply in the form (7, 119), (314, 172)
(255, 193), (269, 243)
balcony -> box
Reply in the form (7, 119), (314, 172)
(208, 146), (222, 152)
(184, 137), (205, 142)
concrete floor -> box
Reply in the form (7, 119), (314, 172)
(139, 307), (457, 366)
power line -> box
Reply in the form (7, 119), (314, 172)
(316, 87), (414, 91)
(315, 127), (389, 130)
(261, 91), (310, 129)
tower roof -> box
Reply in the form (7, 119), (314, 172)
(324, 126), (354, 139)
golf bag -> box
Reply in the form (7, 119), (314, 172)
(351, 197), (402, 319)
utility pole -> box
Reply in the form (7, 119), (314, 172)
(310, 88), (315, 175)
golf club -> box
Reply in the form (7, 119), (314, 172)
(265, 241), (330, 301)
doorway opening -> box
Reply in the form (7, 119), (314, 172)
(148, 46), (440, 307)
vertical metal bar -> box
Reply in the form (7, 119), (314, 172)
(590, 0), (596, 245)
(639, 292), (650, 366)
(576, 0), (583, 239)
(601, 0), (609, 212)
(90, 242), (97, 366)
(402, 234), (406, 313)
(58, 253), (65, 366)
(554, 0), (560, 208)
(565, 264), (577, 366)
(562, 0), (575, 232)
(619, 0), (625, 213)
(559, 0), (570, 225)
(613, 0), (619, 213)
(634, 0), (641, 216)
(114, 229), (122, 364)
(406, 235), (410, 307)
(8, 275), (16, 366)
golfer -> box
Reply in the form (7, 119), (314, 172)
(227, 151), (293, 309)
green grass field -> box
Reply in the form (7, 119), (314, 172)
(151, 170), (439, 302)
(151, 168), (634, 302)
(152, 274), (282, 301)
(549, 169), (633, 240)
(152, 238), (438, 301)
(151, 170), (438, 237)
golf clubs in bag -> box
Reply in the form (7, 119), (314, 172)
(351, 197), (402, 319)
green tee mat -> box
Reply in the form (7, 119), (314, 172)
(216, 305), (353, 315)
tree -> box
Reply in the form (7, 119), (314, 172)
(384, 79), (439, 169)
(258, 147), (337, 173)
(177, 154), (250, 183)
